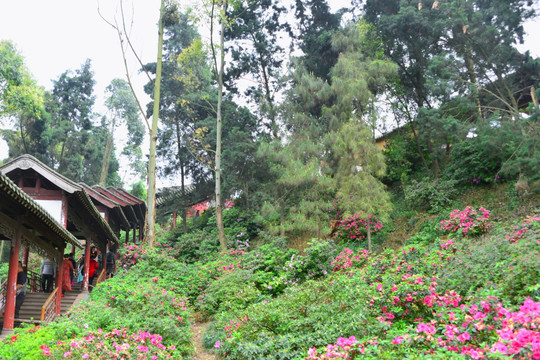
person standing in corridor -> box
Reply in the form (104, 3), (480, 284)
(15, 261), (27, 319)
(40, 257), (55, 293)
(61, 253), (74, 297)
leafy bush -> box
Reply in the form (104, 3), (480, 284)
(405, 220), (440, 245)
(305, 295), (540, 360)
(0, 262), (8, 283)
(332, 214), (383, 243)
(302, 239), (337, 280)
(506, 215), (540, 243)
(443, 130), (506, 185)
(195, 269), (262, 316)
(439, 206), (493, 237)
(206, 275), (375, 360)
(241, 239), (298, 296)
(172, 229), (220, 264)
(206, 222), (540, 359)
(66, 277), (192, 353)
(117, 243), (145, 271)
(438, 229), (540, 303)
(222, 207), (262, 241)
(0, 323), (78, 360)
(49, 328), (181, 359)
(405, 178), (458, 213)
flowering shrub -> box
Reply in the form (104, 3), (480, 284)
(194, 269), (261, 316)
(305, 336), (375, 359)
(506, 215), (540, 243)
(439, 207), (493, 236)
(117, 243), (145, 271)
(405, 178), (459, 213)
(332, 214), (383, 242)
(206, 224), (540, 360)
(49, 328), (182, 359)
(304, 297), (540, 359)
(65, 278), (192, 354)
(331, 248), (370, 272)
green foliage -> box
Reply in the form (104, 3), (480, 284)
(382, 132), (419, 186)
(70, 279), (192, 350)
(103, 78), (145, 182)
(0, 322), (78, 360)
(241, 239), (298, 296)
(129, 180), (147, 200)
(500, 98), (540, 184)
(438, 230), (540, 303)
(205, 224), (540, 359)
(443, 119), (514, 184)
(171, 228), (220, 264)
(405, 221), (440, 245)
(165, 207), (261, 264)
(196, 269), (262, 316)
(207, 274), (375, 359)
(302, 239), (337, 279)
(0, 262), (8, 283)
(294, 0), (341, 81)
(222, 207), (261, 241)
(0, 40), (44, 119)
(405, 178), (459, 213)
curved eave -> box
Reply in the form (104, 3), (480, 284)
(1, 154), (81, 193)
(80, 183), (130, 230)
(0, 173), (82, 249)
(74, 191), (119, 247)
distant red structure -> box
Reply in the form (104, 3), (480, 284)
(186, 201), (209, 217)
(186, 200), (235, 218)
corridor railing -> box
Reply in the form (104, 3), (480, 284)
(0, 279), (7, 312)
(40, 288), (59, 322)
(95, 268), (106, 286)
(27, 270), (42, 293)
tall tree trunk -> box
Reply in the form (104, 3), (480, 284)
(279, 199), (285, 238)
(180, 162), (188, 234)
(465, 36), (483, 120)
(99, 133), (114, 185)
(367, 220), (372, 252)
(428, 139), (440, 179)
(58, 139), (67, 171)
(145, 0), (165, 247)
(175, 120), (188, 234)
(214, 0), (228, 251)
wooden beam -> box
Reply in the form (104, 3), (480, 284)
(0, 212), (60, 258)
(2, 217), (21, 330)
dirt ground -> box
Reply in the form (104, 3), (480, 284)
(191, 320), (216, 360)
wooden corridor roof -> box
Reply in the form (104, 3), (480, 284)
(0, 155), (119, 249)
(0, 172), (82, 259)
(92, 185), (142, 227)
(80, 183), (131, 233)
(109, 187), (146, 223)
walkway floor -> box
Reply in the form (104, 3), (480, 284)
(191, 320), (216, 360)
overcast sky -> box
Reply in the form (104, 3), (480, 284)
(0, 0), (538, 183)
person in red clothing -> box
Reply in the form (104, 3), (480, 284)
(88, 256), (98, 288)
(61, 253), (74, 297)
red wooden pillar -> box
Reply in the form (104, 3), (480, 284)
(55, 250), (64, 315)
(22, 246), (30, 272)
(3, 218), (22, 330)
(82, 238), (91, 292)
(125, 229), (130, 244)
(172, 211), (177, 229)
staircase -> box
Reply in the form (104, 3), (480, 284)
(0, 279), (92, 326)
(0, 276), (100, 339)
